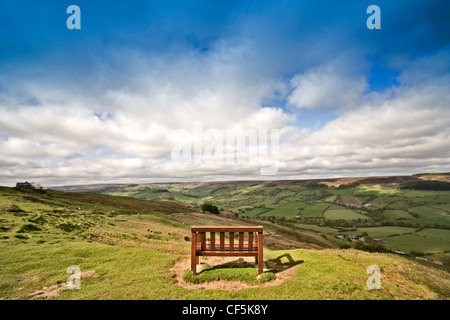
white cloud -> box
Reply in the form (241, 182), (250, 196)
(284, 57), (450, 174)
(0, 43), (449, 186)
(287, 57), (368, 110)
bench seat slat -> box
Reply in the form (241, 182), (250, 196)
(198, 251), (259, 257)
(192, 226), (263, 233)
(196, 241), (257, 252)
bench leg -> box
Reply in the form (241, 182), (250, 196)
(191, 232), (197, 275)
(191, 252), (197, 275)
(257, 232), (263, 275)
(257, 254), (263, 275)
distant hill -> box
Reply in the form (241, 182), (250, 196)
(50, 173), (450, 192)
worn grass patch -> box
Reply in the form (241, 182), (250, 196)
(183, 264), (276, 284)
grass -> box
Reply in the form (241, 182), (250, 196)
(335, 196), (362, 206)
(387, 201), (411, 210)
(1, 185), (449, 299)
(293, 223), (340, 234)
(353, 185), (394, 196)
(260, 202), (308, 217)
(402, 216), (450, 226)
(98, 179), (449, 266)
(324, 209), (369, 221)
(183, 264), (276, 284)
(301, 203), (330, 218)
(351, 226), (450, 256)
(353, 226), (416, 238)
(241, 207), (269, 217)
(371, 196), (404, 207)
(400, 190), (445, 197)
(383, 210), (415, 220)
(417, 228), (450, 239)
(382, 234), (450, 255)
(408, 206), (447, 218)
(430, 204), (450, 212)
(2, 236), (449, 299)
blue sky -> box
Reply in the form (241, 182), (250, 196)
(0, 0), (449, 185)
(1, 1), (446, 98)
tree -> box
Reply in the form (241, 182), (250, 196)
(201, 203), (220, 214)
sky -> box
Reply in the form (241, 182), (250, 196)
(0, 0), (449, 186)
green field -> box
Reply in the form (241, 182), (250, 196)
(300, 203), (330, 218)
(261, 202), (308, 217)
(353, 185), (393, 197)
(242, 207), (270, 217)
(430, 204), (450, 213)
(293, 223), (340, 234)
(409, 206), (447, 218)
(324, 209), (369, 221)
(402, 216), (450, 226)
(353, 226), (417, 238)
(387, 200), (411, 210)
(371, 196), (404, 207)
(400, 190), (445, 197)
(324, 196), (337, 202)
(335, 196), (362, 206)
(417, 228), (450, 241)
(382, 234), (450, 254)
(383, 209), (415, 220)
(351, 226), (450, 256)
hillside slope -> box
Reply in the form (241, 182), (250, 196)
(54, 175), (450, 267)
(0, 186), (448, 300)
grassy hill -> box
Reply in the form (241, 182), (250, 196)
(0, 186), (449, 300)
(55, 174), (450, 266)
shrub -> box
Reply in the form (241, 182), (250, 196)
(305, 183), (328, 189)
(399, 180), (450, 191)
(201, 203), (220, 214)
(338, 182), (360, 189)
(354, 241), (390, 253)
(409, 250), (425, 257)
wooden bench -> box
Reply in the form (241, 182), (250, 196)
(191, 226), (264, 275)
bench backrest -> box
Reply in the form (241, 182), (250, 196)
(191, 226), (263, 253)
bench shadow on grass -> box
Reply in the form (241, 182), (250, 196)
(266, 253), (303, 274)
(199, 253), (303, 275)
(183, 254), (303, 284)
